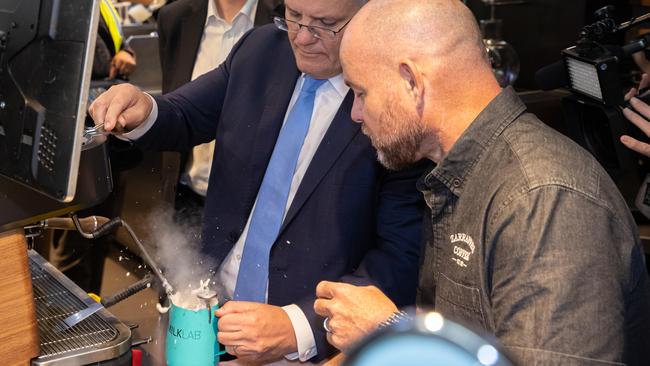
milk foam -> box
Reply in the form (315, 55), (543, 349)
(158, 279), (218, 312)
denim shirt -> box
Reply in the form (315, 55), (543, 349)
(417, 87), (650, 365)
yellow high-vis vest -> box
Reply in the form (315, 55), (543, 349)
(99, 0), (124, 54)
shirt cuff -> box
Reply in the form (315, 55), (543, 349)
(116, 93), (158, 141)
(282, 304), (318, 362)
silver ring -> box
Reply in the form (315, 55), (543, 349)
(232, 345), (238, 355)
(323, 317), (332, 333)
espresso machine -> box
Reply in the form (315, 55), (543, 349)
(0, 0), (133, 364)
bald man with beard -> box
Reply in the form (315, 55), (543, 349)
(314, 0), (650, 364)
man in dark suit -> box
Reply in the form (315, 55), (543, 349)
(88, 0), (425, 363)
(156, 0), (285, 233)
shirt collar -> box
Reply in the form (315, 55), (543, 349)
(240, 0), (258, 21)
(298, 73), (349, 98)
(205, 0), (258, 26)
(328, 74), (350, 98)
(423, 86), (527, 196)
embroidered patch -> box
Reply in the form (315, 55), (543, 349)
(450, 233), (475, 268)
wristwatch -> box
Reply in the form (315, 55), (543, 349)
(378, 310), (411, 328)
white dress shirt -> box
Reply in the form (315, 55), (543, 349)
(181, 0), (258, 197)
(123, 74), (350, 362)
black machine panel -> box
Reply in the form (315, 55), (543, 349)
(0, 0), (98, 202)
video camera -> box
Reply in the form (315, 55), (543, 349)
(538, 6), (650, 106)
(565, 6), (650, 106)
(535, 5), (650, 214)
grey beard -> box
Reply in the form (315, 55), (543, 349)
(373, 105), (425, 171)
(375, 133), (423, 171)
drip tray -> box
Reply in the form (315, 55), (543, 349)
(29, 250), (132, 365)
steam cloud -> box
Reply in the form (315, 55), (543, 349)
(145, 206), (217, 299)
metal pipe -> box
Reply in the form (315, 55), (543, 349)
(71, 215), (175, 297)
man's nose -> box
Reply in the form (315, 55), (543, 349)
(351, 98), (364, 124)
(295, 25), (317, 45)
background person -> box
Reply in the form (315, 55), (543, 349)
(95, 0), (137, 80)
(622, 73), (650, 156)
(156, 0), (283, 232)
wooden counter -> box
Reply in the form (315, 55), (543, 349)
(0, 230), (39, 365)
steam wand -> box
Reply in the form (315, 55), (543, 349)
(71, 214), (175, 297)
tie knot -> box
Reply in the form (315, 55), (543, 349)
(302, 76), (327, 94)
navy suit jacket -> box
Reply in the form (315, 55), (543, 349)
(137, 24), (426, 360)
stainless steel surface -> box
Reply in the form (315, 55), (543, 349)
(125, 33), (162, 96)
(55, 301), (104, 333)
(68, 0), (101, 203)
(29, 250), (131, 366)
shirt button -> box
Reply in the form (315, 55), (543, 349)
(452, 179), (461, 188)
(236, 254), (242, 260)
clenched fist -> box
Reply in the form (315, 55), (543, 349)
(314, 281), (397, 352)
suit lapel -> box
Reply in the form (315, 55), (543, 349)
(280, 91), (359, 232)
(177, 0), (208, 85)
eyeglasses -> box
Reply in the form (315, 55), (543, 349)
(273, 16), (352, 40)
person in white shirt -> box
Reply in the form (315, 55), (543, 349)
(157, 0), (283, 230)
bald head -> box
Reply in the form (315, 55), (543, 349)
(342, 0), (491, 78)
(340, 0), (502, 165)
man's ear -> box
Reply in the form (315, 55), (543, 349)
(398, 60), (425, 115)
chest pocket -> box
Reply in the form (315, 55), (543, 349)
(436, 272), (488, 332)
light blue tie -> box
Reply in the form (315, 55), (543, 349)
(234, 76), (326, 302)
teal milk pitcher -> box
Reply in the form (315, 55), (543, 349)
(166, 301), (226, 366)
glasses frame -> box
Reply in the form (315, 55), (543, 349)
(273, 16), (352, 40)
